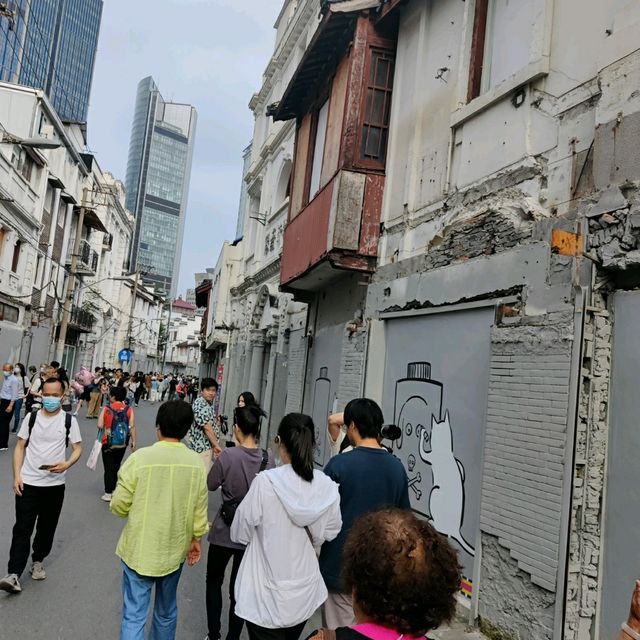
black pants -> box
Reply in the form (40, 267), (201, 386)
(246, 621), (307, 640)
(134, 385), (144, 405)
(206, 544), (245, 640)
(102, 445), (126, 493)
(8, 483), (65, 577)
(0, 398), (14, 448)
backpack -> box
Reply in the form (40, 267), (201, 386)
(26, 410), (72, 448)
(219, 449), (269, 526)
(105, 405), (130, 449)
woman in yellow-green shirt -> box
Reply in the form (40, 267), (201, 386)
(111, 400), (209, 640)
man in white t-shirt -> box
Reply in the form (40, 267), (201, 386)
(0, 378), (82, 594)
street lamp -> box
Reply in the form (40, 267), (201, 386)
(0, 131), (62, 150)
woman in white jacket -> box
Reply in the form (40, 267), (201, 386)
(230, 413), (342, 640)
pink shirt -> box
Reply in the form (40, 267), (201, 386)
(352, 623), (427, 640)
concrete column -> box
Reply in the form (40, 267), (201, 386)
(262, 331), (279, 445)
(248, 331), (265, 402)
(241, 339), (253, 392)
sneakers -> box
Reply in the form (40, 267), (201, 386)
(0, 447), (8, 451)
(100, 493), (112, 502)
(0, 573), (22, 593)
(30, 562), (46, 581)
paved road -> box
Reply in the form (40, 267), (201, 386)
(0, 400), (233, 639)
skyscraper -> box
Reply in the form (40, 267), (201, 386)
(0, 0), (103, 123)
(125, 76), (197, 298)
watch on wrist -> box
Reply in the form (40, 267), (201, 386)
(622, 623), (640, 640)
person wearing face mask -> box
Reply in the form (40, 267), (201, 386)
(0, 363), (21, 450)
(10, 363), (27, 433)
(0, 378), (82, 594)
(26, 365), (48, 414)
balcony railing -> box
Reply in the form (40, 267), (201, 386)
(69, 306), (96, 333)
(77, 239), (99, 274)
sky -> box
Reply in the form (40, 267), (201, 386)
(87, 0), (283, 297)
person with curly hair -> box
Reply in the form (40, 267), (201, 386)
(309, 508), (462, 640)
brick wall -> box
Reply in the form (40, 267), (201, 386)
(336, 323), (368, 408)
(285, 327), (306, 413)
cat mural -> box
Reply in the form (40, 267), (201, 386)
(392, 362), (475, 558)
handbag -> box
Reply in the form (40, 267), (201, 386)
(86, 430), (103, 471)
(219, 449), (269, 526)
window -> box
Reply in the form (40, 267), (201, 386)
(308, 99), (329, 200)
(360, 49), (395, 165)
(0, 303), (19, 323)
(20, 155), (34, 182)
(468, 0), (542, 101)
(0, 228), (5, 263)
(11, 240), (21, 273)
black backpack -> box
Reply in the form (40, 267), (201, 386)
(25, 410), (72, 448)
(219, 449), (269, 526)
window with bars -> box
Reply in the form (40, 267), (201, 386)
(360, 49), (395, 166)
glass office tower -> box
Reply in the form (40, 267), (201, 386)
(0, 0), (103, 123)
(125, 76), (197, 298)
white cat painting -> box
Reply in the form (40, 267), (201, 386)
(419, 411), (475, 557)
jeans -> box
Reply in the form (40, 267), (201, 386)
(0, 398), (14, 447)
(11, 398), (23, 431)
(102, 445), (127, 494)
(206, 544), (245, 640)
(246, 621), (307, 640)
(120, 561), (184, 640)
(8, 483), (65, 577)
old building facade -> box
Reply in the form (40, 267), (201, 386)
(206, 1), (640, 639)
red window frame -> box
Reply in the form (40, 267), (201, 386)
(467, 0), (490, 102)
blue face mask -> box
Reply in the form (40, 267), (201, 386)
(42, 397), (62, 412)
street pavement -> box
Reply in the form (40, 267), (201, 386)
(0, 399), (483, 640)
(0, 399), (237, 639)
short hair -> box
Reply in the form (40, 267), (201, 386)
(109, 386), (127, 402)
(41, 378), (64, 394)
(200, 377), (218, 391)
(156, 400), (193, 439)
(343, 508), (461, 636)
(344, 398), (384, 439)
(50, 361), (60, 369)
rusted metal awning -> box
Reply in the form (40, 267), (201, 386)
(73, 206), (108, 233)
(271, 8), (360, 121)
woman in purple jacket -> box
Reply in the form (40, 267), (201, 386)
(206, 405), (274, 640)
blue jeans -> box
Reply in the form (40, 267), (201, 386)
(11, 398), (22, 431)
(120, 561), (184, 640)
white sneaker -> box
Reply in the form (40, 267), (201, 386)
(100, 493), (112, 502)
(30, 562), (46, 581)
(0, 573), (22, 593)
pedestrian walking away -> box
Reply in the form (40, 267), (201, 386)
(206, 404), (274, 640)
(319, 399), (411, 629)
(110, 400), (208, 640)
(187, 378), (222, 472)
(0, 363), (21, 450)
(230, 413), (342, 640)
(0, 377), (82, 594)
(307, 508), (461, 640)
(97, 386), (136, 502)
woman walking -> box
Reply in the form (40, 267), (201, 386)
(231, 413), (342, 640)
(206, 405), (274, 640)
(10, 363), (26, 433)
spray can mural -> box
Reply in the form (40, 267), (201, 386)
(392, 361), (475, 597)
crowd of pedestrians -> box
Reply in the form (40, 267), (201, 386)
(3, 364), (637, 640)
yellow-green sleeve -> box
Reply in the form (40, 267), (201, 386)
(110, 454), (138, 519)
(192, 469), (209, 539)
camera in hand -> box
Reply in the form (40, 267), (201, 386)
(219, 415), (229, 435)
(380, 424), (401, 442)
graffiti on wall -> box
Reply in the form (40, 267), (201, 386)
(392, 362), (475, 569)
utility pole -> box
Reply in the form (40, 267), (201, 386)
(161, 299), (171, 373)
(126, 269), (140, 351)
(55, 187), (89, 364)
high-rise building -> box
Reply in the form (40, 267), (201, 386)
(0, 0), (103, 123)
(125, 76), (197, 298)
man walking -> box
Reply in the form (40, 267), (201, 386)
(0, 363), (22, 451)
(319, 398), (410, 628)
(187, 378), (222, 471)
(0, 378), (82, 593)
(110, 400), (208, 639)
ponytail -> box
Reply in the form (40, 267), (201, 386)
(234, 404), (267, 438)
(278, 413), (315, 482)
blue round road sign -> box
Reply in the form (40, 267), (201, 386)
(118, 349), (132, 363)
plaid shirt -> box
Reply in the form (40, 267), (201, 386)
(187, 396), (219, 453)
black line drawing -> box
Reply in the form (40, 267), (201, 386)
(392, 362), (475, 557)
(311, 366), (332, 466)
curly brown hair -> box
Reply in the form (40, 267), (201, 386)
(343, 508), (462, 636)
